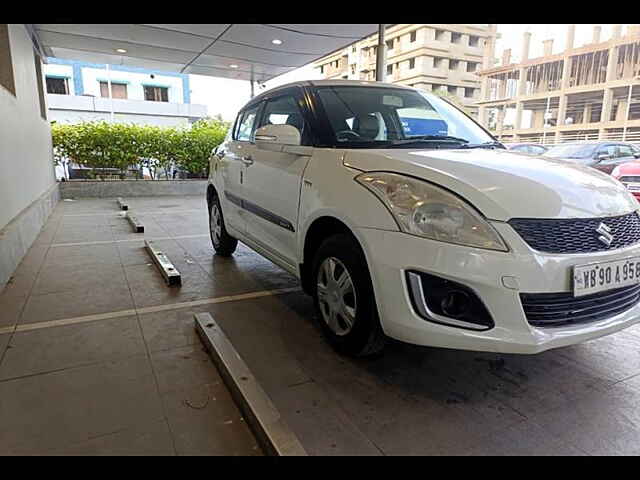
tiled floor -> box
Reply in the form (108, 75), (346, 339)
(0, 196), (290, 455)
(4, 195), (640, 455)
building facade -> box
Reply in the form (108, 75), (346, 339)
(314, 24), (498, 116)
(477, 25), (640, 145)
(44, 58), (207, 126)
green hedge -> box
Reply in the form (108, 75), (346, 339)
(52, 118), (229, 179)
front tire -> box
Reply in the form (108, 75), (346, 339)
(311, 234), (385, 357)
(209, 193), (237, 256)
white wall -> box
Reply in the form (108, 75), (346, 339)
(79, 68), (184, 103)
(0, 24), (55, 230)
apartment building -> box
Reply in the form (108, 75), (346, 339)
(477, 25), (640, 145)
(44, 58), (207, 126)
(314, 24), (498, 116)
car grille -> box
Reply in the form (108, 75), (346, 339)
(509, 212), (640, 253)
(521, 284), (640, 327)
(620, 176), (640, 183)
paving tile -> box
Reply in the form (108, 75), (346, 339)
(175, 237), (215, 261)
(44, 418), (175, 456)
(0, 354), (165, 454)
(138, 306), (211, 353)
(0, 334), (9, 360)
(0, 315), (146, 380)
(32, 263), (128, 296)
(0, 294), (27, 328)
(10, 244), (50, 279)
(528, 382), (640, 455)
(20, 284), (134, 325)
(208, 299), (312, 392)
(463, 420), (586, 456)
(553, 331), (640, 382)
(52, 224), (114, 244)
(160, 382), (261, 456)
(43, 243), (121, 268)
(150, 344), (221, 395)
(270, 381), (381, 456)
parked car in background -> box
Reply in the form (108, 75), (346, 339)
(543, 141), (640, 174)
(207, 79), (640, 357)
(506, 143), (548, 155)
(612, 161), (640, 201)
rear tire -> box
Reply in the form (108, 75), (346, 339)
(209, 193), (237, 256)
(311, 233), (385, 357)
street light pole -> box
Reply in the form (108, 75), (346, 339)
(106, 63), (114, 123)
(250, 64), (255, 99)
(376, 24), (386, 82)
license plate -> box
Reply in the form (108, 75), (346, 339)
(573, 257), (640, 296)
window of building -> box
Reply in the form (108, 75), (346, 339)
(0, 24), (15, 96)
(447, 85), (458, 95)
(469, 35), (480, 47)
(409, 58), (415, 69)
(433, 57), (445, 69)
(449, 59), (459, 71)
(33, 52), (46, 120)
(143, 85), (168, 102)
(451, 32), (462, 44)
(386, 39), (393, 50)
(435, 29), (445, 41)
(410, 31), (416, 43)
(466, 61), (478, 73)
(100, 82), (128, 99)
(320, 65), (324, 74)
(352, 45), (356, 53)
(464, 87), (475, 98)
(387, 64), (393, 76)
(46, 77), (69, 95)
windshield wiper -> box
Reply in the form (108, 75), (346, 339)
(386, 135), (470, 148)
(458, 141), (504, 149)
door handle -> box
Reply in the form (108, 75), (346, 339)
(241, 155), (254, 166)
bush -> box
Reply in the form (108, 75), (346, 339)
(51, 118), (229, 180)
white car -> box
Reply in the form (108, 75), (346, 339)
(207, 80), (640, 357)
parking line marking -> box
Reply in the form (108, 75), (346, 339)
(1, 287), (301, 335)
(61, 209), (203, 217)
(49, 234), (209, 248)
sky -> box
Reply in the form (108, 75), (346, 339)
(189, 24), (630, 121)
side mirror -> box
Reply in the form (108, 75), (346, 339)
(596, 153), (611, 162)
(634, 152), (640, 159)
(255, 124), (301, 151)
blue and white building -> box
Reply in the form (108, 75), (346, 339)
(43, 58), (208, 126)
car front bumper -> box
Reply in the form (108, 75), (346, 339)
(357, 223), (640, 354)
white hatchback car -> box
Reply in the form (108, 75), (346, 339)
(207, 80), (640, 357)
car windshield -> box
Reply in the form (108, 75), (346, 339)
(314, 85), (496, 148)
(543, 143), (598, 159)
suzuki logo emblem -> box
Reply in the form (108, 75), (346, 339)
(596, 222), (614, 246)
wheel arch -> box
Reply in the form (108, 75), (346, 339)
(206, 183), (218, 207)
(300, 215), (368, 295)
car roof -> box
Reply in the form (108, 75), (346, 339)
(248, 79), (416, 104)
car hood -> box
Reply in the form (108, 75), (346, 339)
(343, 148), (638, 221)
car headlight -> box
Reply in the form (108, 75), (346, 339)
(355, 172), (508, 251)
